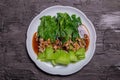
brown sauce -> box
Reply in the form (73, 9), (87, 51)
(32, 32), (39, 55)
(81, 24), (90, 50)
(85, 34), (89, 50)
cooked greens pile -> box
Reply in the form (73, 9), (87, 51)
(38, 46), (85, 66)
(37, 13), (82, 43)
(37, 12), (86, 66)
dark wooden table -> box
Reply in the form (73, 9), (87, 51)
(0, 0), (120, 80)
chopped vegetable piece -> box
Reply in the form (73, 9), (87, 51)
(51, 60), (57, 66)
(76, 48), (85, 60)
(55, 50), (70, 65)
(69, 51), (78, 62)
(37, 52), (47, 61)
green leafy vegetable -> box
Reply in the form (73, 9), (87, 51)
(69, 51), (78, 62)
(38, 16), (58, 42)
(45, 46), (55, 60)
(37, 46), (85, 66)
(76, 48), (85, 60)
(37, 12), (82, 43)
(37, 52), (46, 61)
(55, 50), (70, 65)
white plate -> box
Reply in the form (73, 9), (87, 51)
(26, 5), (96, 75)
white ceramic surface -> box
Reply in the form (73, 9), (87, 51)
(26, 5), (96, 75)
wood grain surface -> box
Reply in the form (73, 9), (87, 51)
(0, 0), (120, 80)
